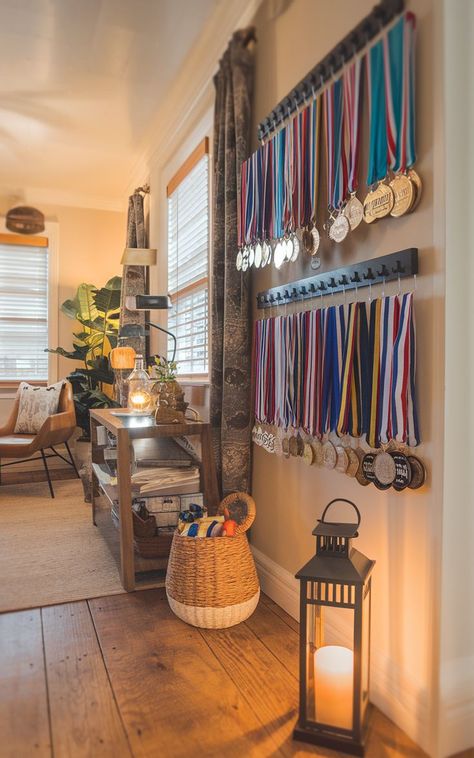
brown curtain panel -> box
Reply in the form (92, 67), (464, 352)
(210, 28), (255, 496)
(119, 192), (147, 355)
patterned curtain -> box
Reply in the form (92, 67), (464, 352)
(210, 28), (255, 496)
(119, 192), (146, 355)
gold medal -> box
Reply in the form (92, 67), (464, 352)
(407, 455), (426, 489)
(389, 174), (415, 218)
(373, 450), (397, 485)
(344, 195), (364, 230)
(303, 442), (314, 466)
(335, 445), (349, 473)
(289, 435), (299, 457)
(407, 168), (422, 212)
(363, 182), (395, 222)
(290, 235), (300, 263)
(346, 448), (361, 478)
(322, 440), (337, 469)
(302, 227), (314, 255)
(312, 439), (324, 467)
(282, 436), (290, 458)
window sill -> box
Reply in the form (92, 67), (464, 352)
(0, 380), (47, 388)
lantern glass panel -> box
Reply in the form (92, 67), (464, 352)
(305, 580), (356, 731)
(361, 579), (372, 723)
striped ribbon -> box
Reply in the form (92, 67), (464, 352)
(366, 39), (389, 186)
(343, 57), (363, 194)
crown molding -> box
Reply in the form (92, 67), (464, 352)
(126, 0), (264, 192)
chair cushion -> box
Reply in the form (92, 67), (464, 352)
(14, 381), (64, 434)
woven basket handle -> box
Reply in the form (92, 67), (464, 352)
(218, 492), (256, 534)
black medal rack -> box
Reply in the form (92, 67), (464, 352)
(256, 249), (418, 310)
(257, 0), (404, 142)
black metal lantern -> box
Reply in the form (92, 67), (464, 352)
(293, 499), (375, 756)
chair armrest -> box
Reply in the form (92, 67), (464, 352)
(0, 394), (20, 436)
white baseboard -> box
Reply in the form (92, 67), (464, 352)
(250, 545), (434, 755)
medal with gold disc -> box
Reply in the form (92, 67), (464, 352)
(364, 36), (395, 223)
(303, 95), (322, 267)
(342, 57), (364, 230)
(324, 74), (350, 243)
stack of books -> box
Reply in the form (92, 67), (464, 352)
(131, 466), (200, 497)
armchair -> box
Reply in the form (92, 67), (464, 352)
(0, 381), (79, 498)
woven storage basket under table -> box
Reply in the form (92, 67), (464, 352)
(165, 493), (260, 629)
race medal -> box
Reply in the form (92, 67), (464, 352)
(303, 442), (314, 466)
(322, 440), (337, 470)
(289, 436), (299, 457)
(389, 174), (415, 217)
(344, 195), (364, 230)
(408, 169), (422, 211)
(236, 249), (243, 271)
(355, 449), (370, 485)
(302, 228), (314, 255)
(274, 241), (285, 270)
(361, 452), (376, 482)
(391, 452), (412, 491)
(373, 450), (396, 486)
(407, 455), (426, 489)
(262, 241), (271, 267)
(346, 448), (361, 478)
(365, 182), (395, 221)
(374, 479), (391, 491)
(296, 433), (305, 457)
(273, 435), (283, 457)
(282, 437), (290, 459)
(335, 445), (349, 473)
(363, 188), (378, 224)
(241, 249), (249, 272)
(254, 242), (263, 268)
(312, 439), (324, 467)
(247, 246), (255, 268)
(284, 237), (294, 262)
(290, 235), (300, 263)
(329, 212), (350, 243)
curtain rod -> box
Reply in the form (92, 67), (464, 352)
(257, 0), (405, 143)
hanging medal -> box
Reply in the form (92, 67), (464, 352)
(325, 78), (350, 242)
(273, 129), (286, 270)
(384, 15), (416, 217)
(301, 97), (322, 268)
(343, 57), (364, 230)
(363, 39), (395, 223)
(404, 13), (422, 211)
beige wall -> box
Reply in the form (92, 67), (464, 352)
(0, 200), (125, 423)
(249, 0), (445, 754)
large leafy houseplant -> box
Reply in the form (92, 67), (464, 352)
(47, 276), (122, 439)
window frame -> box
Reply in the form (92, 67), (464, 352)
(165, 137), (211, 381)
(0, 222), (59, 390)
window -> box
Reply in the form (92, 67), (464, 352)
(0, 235), (49, 382)
(167, 138), (209, 376)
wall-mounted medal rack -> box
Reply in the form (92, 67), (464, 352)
(256, 249), (418, 309)
(257, 0), (404, 143)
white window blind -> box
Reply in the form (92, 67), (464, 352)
(0, 242), (49, 381)
(167, 149), (209, 376)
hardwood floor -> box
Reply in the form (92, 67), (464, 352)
(0, 589), (428, 758)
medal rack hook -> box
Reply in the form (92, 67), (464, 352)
(256, 248), (418, 309)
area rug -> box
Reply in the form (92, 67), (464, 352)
(0, 479), (125, 612)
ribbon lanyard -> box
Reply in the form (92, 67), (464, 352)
(366, 39), (388, 186)
(351, 301), (370, 438)
(392, 292), (419, 445)
(273, 130), (284, 239)
(324, 79), (346, 210)
(405, 12), (417, 168)
(337, 300), (358, 436)
(377, 296), (400, 443)
(367, 297), (382, 448)
(343, 57), (363, 195)
(310, 97), (322, 224)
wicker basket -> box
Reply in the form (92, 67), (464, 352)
(166, 492), (260, 629)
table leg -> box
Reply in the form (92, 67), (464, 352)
(116, 428), (135, 591)
(200, 424), (220, 516)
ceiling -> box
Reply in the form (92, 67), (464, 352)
(0, 0), (218, 208)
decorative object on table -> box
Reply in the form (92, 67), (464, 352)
(211, 28), (255, 497)
(109, 344), (136, 405)
(238, 4), (421, 270)
(293, 499), (375, 755)
(6, 205), (45, 234)
(119, 185), (153, 356)
(252, 251), (425, 489)
(149, 356), (188, 425)
(46, 277), (121, 439)
(166, 492), (259, 629)
(126, 354), (154, 414)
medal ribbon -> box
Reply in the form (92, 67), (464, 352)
(392, 292), (419, 445)
(366, 40), (389, 186)
(337, 300), (358, 435)
(367, 297), (382, 447)
(377, 296), (400, 443)
(343, 57), (363, 194)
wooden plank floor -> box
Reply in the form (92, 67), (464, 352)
(0, 589), (428, 758)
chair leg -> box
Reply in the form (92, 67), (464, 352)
(65, 441), (80, 478)
(40, 449), (55, 498)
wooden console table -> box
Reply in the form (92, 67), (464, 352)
(90, 409), (219, 592)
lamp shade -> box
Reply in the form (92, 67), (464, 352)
(121, 247), (157, 266)
(109, 346), (136, 369)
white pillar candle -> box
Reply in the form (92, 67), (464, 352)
(314, 645), (353, 730)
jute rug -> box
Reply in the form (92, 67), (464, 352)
(0, 479), (125, 612)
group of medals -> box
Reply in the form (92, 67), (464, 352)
(252, 291), (426, 491)
(236, 12), (421, 274)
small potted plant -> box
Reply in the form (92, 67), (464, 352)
(148, 355), (188, 424)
